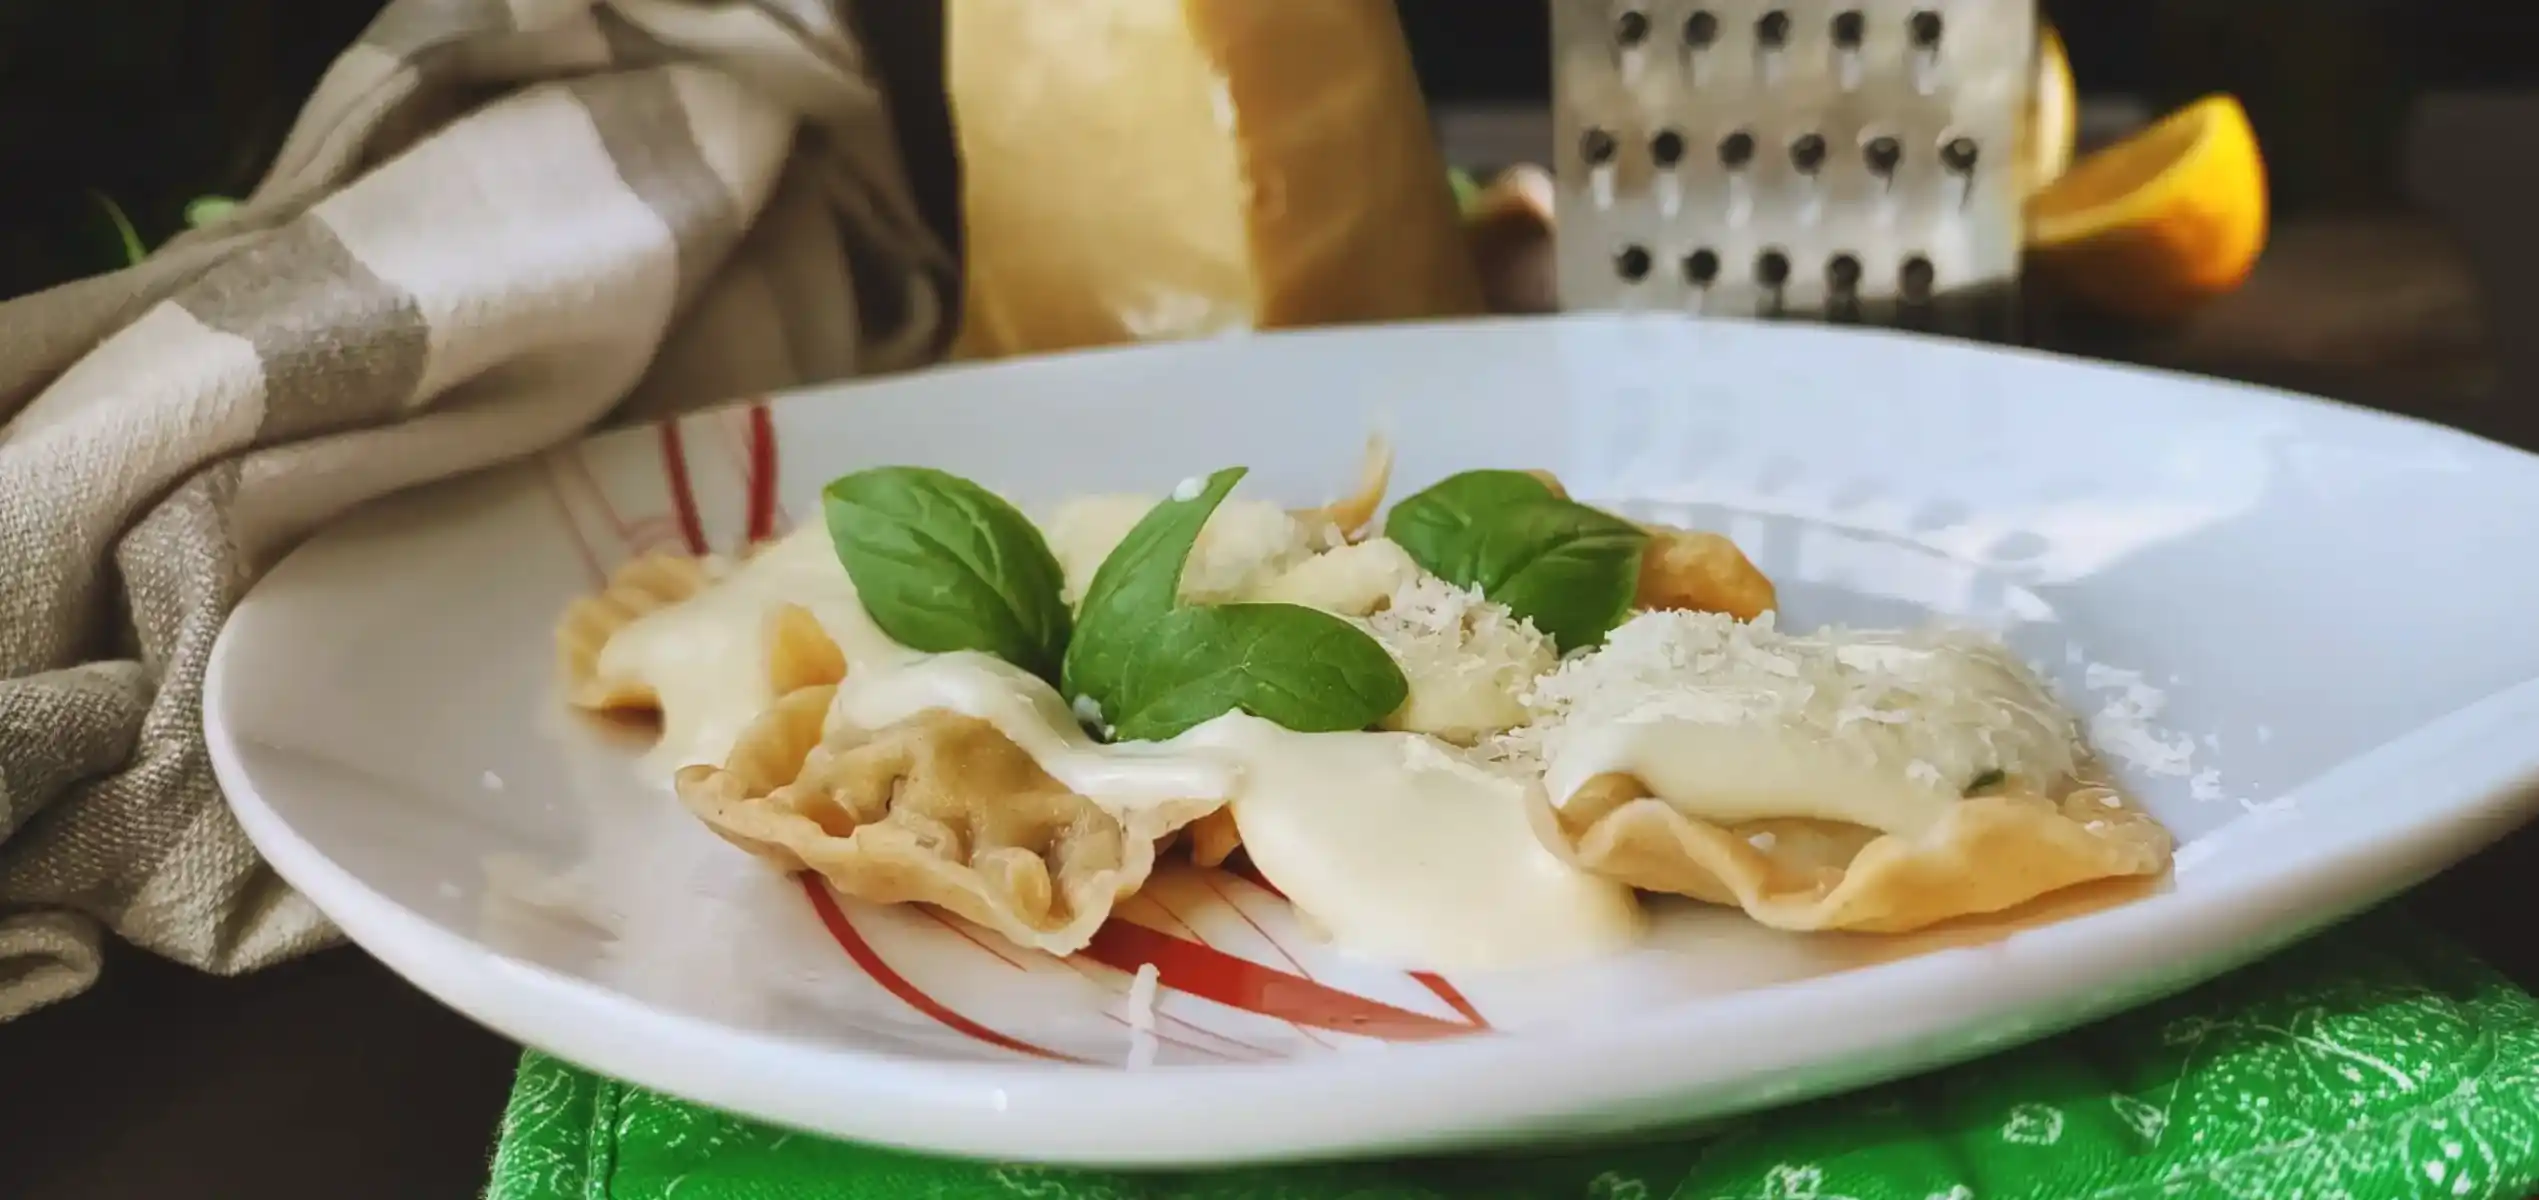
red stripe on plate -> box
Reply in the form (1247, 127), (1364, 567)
(537, 460), (607, 585)
(801, 878), (1083, 1063)
(1079, 920), (1479, 1043)
(744, 402), (780, 545)
(1220, 860), (1489, 1030)
(656, 422), (709, 555)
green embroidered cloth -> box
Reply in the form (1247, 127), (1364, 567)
(486, 910), (2539, 1199)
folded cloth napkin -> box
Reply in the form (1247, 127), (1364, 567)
(486, 908), (2539, 1200)
(0, 0), (954, 1020)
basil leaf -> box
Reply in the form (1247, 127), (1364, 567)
(1386, 469), (1648, 651)
(1065, 466), (1407, 740)
(1062, 467), (1245, 707)
(1105, 604), (1409, 742)
(823, 467), (1072, 684)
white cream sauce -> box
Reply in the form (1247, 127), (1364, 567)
(1526, 610), (2082, 835)
(823, 652), (1238, 811)
(1179, 713), (1643, 970)
(824, 657), (1643, 971)
(595, 525), (921, 769)
(599, 520), (1641, 972)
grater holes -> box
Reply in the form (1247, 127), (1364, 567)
(1581, 127), (1618, 167)
(1863, 135), (1902, 177)
(1908, 9), (1943, 48)
(1683, 9), (1719, 48)
(1940, 136), (1979, 174)
(1754, 250), (1791, 287)
(1830, 9), (1865, 48)
(1827, 254), (1864, 322)
(1615, 9), (1652, 47)
(1899, 255), (1935, 301)
(1650, 128), (1687, 168)
(1790, 133), (1827, 173)
(1616, 245), (1654, 283)
(1683, 249), (1721, 286)
(1755, 10), (1791, 48)
(1719, 130), (1756, 169)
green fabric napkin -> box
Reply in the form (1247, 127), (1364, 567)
(486, 908), (2539, 1199)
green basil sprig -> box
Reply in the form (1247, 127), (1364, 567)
(1063, 468), (1408, 742)
(822, 467), (1073, 684)
(1384, 469), (1647, 652)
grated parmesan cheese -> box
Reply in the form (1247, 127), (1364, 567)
(1240, 539), (1558, 743)
(1528, 611), (2080, 785)
(2188, 767), (2226, 803)
(2078, 663), (2197, 778)
(1248, 537), (1424, 615)
(1515, 610), (2088, 833)
(1355, 574), (1558, 742)
(1040, 494), (1329, 607)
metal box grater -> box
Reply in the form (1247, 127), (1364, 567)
(1550, 0), (2035, 338)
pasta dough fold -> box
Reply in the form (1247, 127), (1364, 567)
(1542, 771), (2172, 933)
(675, 686), (1221, 955)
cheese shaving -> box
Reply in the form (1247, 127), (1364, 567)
(1124, 961), (1160, 1070)
(1357, 575), (1558, 742)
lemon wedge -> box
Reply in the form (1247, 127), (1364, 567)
(2025, 24), (2077, 191)
(2026, 94), (2269, 322)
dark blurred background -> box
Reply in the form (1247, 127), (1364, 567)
(2, 0), (2529, 301)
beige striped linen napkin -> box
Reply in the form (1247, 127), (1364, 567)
(0, 0), (954, 1019)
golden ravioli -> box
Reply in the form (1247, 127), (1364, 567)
(1633, 524), (1776, 620)
(1541, 771), (2173, 933)
(1181, 809), (1244, 869)
(1524, 469), (1775, 619)
(554, 552), (725, 711)
(1293, 434), (1395, 540)
(675, 686), (1221, 956)
(553, 538), (859, 769)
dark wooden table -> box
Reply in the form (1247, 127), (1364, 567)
(2, 15), (2532, 1186)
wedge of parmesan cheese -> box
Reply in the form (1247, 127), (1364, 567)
(946, 0), (1485, 357)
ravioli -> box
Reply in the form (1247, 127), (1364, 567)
(1520, 610), (2175, 932)
(556, 527), (917, 768)
(675, 682), (1223, 955)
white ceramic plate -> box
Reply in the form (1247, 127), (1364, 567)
(207, 315), (2539, 1167)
